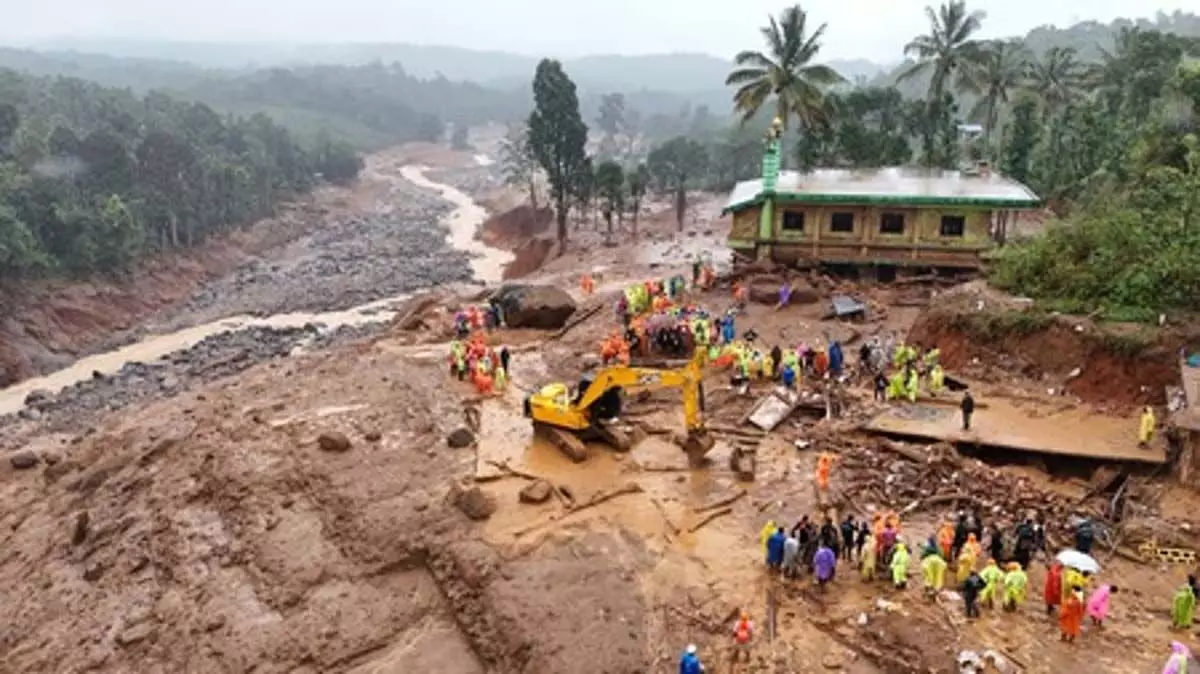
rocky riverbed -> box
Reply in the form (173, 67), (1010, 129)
(152, 177), (476, 331)
(1, 322), (388, 441)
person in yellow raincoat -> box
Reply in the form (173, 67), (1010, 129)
(760, 520), (777, 555)
(979, 558), (1005, 609)
(956, 545), (977, 585)
(904, 367), (919, 403)
(761, 352), (775, 380)
(887, 370), (906, 400)
(1140, 406), (1156, 447)
(928, 364), (945, 396)
(1062, 567), (1086, 603)
(922, 550), (948, 598)
(1003, 562), (1028, 611)
(861, 534), (878, 581)
(890, 542), (910, 589)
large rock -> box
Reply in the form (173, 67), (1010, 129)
(451, 484), (497, 521)
(519, 480), (553, 504)
(317, 431), (352, 452)
(446, 427), (475, 448)
(490, 284), (577, 329)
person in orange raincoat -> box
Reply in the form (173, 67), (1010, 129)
(816, 453), (835, 491)
(814, 349), (829, 377)
(937, 522), (955, 561)
(1059, 585), (1085, 643)
(600, 334), (621, 365)
(580, 274), (595, 295)
(733, 282), (749, 306)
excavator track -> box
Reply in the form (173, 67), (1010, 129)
(593, 421), (634, 452)
(533, 422), (588, 463)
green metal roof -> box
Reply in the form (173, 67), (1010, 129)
(723, 167), (1042, 213)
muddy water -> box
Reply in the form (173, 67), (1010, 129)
(0, 166), (512, 417)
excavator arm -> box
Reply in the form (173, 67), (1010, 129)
(575, 359), (706, 432)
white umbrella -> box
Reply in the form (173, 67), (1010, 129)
(1056, 549), (1100, 574)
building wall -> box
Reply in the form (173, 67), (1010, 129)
(772, 204), (992, 248)
(726, 200), (1000, 268)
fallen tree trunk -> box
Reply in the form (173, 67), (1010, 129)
(688, 506), (732, 533)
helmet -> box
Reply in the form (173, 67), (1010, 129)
(686, 644), (697, 654)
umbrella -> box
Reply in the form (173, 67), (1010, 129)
(1056, 549), (1100, 574)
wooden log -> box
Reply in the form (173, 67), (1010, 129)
(688, 506), (733, 533)
(545, 303), (605, 341)
(570, 482), (644, 513)
(694, 489), (747, 513)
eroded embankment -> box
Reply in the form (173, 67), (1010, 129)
(908, 308), (1193, 407)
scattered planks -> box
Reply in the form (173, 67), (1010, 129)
(652, 497), (681, 536)
(694, 489), (747, 514)
(688, 507), (732, 533)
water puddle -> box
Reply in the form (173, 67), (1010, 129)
(0, 166), (512, 417)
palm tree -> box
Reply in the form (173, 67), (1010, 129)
(1025, 46), (1088, 121)
(964, 39), (1029, 144)
(724, 4), (846, 131)
(898, 0), (987, 101)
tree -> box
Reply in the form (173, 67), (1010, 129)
(1000, 96), (1039, 184)
(594, 160), (625, 244)
(898, 0), (986, 101)
(595, 93), (625, 158)
(573, 157), (595, 227)
(1025, 47), (1088, 122)
(626, 163), (649, 237)
(647, 136), (708, 231)
(0, 103), (18, 155)
(965, 40), (1029, 145)
(499, 123), (539, 210)
(724, 4), (845, 131)
(527, 59), (589, 247)
(450, 124), (470, 150)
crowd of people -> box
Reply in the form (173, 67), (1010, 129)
(447, 324), (511, 395)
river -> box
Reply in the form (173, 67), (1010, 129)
(0, 162), (514, 417)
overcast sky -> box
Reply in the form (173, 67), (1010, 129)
(3, 0), (1196, 63)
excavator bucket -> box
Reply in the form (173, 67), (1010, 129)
(679, 430), (716, 465)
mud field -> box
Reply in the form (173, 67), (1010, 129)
(2, 142), (1200, 674)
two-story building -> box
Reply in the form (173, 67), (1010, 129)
(724, 125), (1041, 277)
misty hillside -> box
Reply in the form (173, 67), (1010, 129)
(24, 37), (889, 93)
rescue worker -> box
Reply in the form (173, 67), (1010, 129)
(1173, 576), (1197, 630)
(860, 531), (877, 581)
(679, 644), (703, 674)
(956, 543), (977, 585)
(936, 521), (955, 562)
(928, 363), (945, 396)
(1060, 585), (1085, 643)
(904, 366), (919, 403)
(732, 611), (753, 662)
(921, 549), (947, 598)
(890, 541), (910, 589)
(1002, 562), (1028, 611)
(1163, 641), (1191, 674)
(979, 558), (1004, 609)
(759, 520), (777, 556)
(1140, 406), (1157, 447)
(961, 391), (976, 431)
(815, 453), (834, 492)
(962, 569), (986, 619)
(1044, 562), (1064, 616)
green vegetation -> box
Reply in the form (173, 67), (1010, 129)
(0, 68), (361, 281)
(949, 311), (1055, 341)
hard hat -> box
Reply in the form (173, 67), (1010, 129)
(686, 644), (697, 654)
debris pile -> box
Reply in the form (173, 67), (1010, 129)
(836, 438), (1101, 537)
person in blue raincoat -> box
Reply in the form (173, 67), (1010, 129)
(679, 644), (704, 674)
(767, 527), (787, 571)
(828, 341), (844, 377)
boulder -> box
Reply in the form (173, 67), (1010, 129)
(452, 485), (497, 521)
(519, 479), (553, 504)
(317, 431), (352, 452)
(490, 284), (576, 329)
(446, 427), (475, 449)
(24, 389), (52, 406)
(10, 450), (40, 470)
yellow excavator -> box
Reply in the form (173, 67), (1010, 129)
(523, 353), (715, 463)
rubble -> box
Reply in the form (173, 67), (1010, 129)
(317, 431), (352, 452)
(490, 284), (577, 329)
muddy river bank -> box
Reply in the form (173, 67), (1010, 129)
(0, 157), (514, 441)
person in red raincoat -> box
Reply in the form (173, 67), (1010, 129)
(1044, 562), (1064, 616)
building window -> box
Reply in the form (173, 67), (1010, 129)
(879, 212), (905, 235)
(782, 211), (805, 232)
(940, 215), (966, 237)
(830, 212), (855, 233)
